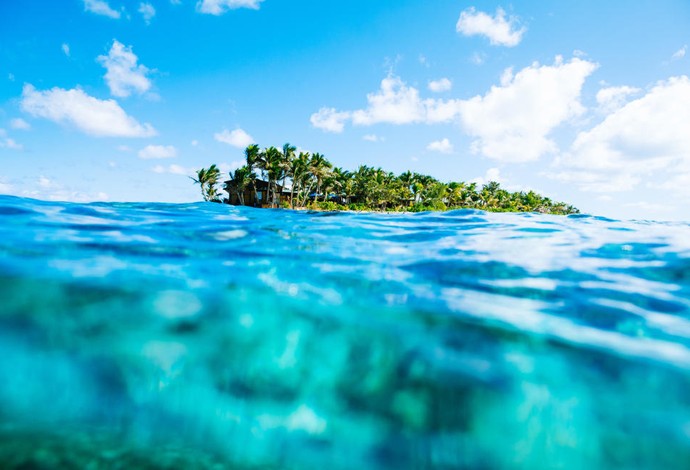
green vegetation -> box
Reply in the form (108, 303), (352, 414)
(196, 144), (579, 215)
(191, 164), (221, 202)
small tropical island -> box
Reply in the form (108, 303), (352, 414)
(193, 143), (579, 215)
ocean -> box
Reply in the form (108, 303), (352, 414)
(1, 194), (689, 469)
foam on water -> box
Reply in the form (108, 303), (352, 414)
(1, 195), (690, 468)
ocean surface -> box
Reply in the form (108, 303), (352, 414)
(1, 195), (690, 469)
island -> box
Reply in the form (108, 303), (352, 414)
(192, 143), (579, 215)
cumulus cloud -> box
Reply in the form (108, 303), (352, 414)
(98, 40), (152, 98)
(310, 108), (351, 133)
(139, 145), (177, 159)
(138, 2), (156, 24)
(20, 84), (156, 138)
(428, 78), (452, 93)
(62, 43), (70, 57)
(10, 118), (30, 130)
(363, 134), (384, 142)
(83, 0), (121, 19)
(456, 7), (525, 47)
(471, 167), (503, 186)
(196, 0), (264, 15)
(552, 76), (690, 194)
(596, 85), (641, 114)
(311, 57), (596, 163)
(427, 138), (453, 153)
(214, 128), (254, 148)
(457, 57), (597, 162)
(349, 75), (461, 126)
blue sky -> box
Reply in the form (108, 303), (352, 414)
(1, 0), (689, 220)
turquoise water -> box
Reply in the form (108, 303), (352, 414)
(1, 195), (690, 468)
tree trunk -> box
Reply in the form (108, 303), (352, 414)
(290, 179), (296, 209)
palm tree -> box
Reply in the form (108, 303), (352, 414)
(280, 143), (296, 195)
(244, 144), (261, 206)
(309, 153), (332, 202)
(258, 146), (283, 207)
(192, 143), (580, 214)
(331, 167), (352, 203)
(462, 182), (479, 207)
(447, 182), (464, 208)
(191, 164), (221, 202)
(481, 181), (502, 208)
(289, 152), (307, 208)
(225, 165), (255, 205)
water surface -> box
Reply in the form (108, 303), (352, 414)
(1, 195), (690, 468)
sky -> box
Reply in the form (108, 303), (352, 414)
(1, 0), (689, 221)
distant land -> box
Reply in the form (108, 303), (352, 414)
(193, 144), (579, 215)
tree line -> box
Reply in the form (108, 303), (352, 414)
(192, 143), (579, 215)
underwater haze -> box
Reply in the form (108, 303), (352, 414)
(1, 195), (690, 468)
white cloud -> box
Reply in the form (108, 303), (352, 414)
(62, 43), (70, 57)
(98, 40), (152, 98)
(138, 2), (156, 24)
(21, 84), (156, 138)
(311, 57), (595, 164)
(0, 129), (23, 150)
(672, 45), (687, 60)
(310, 108), (351, 133)
(552, 76), (690, 194)
(3, 139), (22, 150)
(472, 167), (503, 186)
(155, 161), (241, 177)
(470, 52), (487, 65)
(21, 176), (109, 203)
(196, 0), (263, 15)
(152, 164), (195, 176)
(428, 78), (452, 93)
(596, 85), (641, 114)
(363, 134), (383, 142)
(83, 0), (121, 19)
(456, 7), (525, 47)
(349, 75), (461, 126)
(0, 179), (13, 194)
(10, 118), (30, 130)
(351, 76), (425, 125)
(214, 128), (254, 148)
(457, 57), (597, 162)
(427, 138), (453, 154)
(191, 139), (199, 146)
(139, 145), (177, 159)
(484, 167), (502, 183)
(218, 161), (245, 174)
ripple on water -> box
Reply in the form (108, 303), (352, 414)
(1, 195), (690, 468)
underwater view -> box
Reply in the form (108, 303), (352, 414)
(1, 195), (690, 468)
